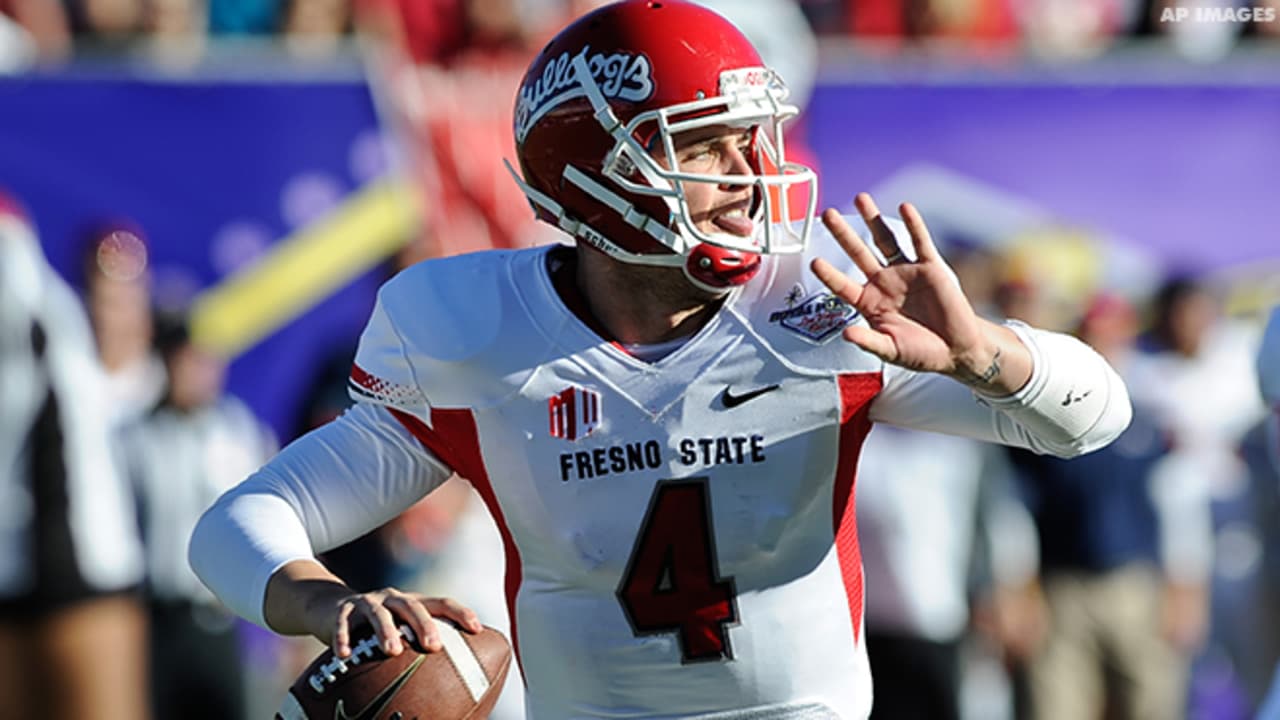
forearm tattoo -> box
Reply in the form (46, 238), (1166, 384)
(977, 346), (1003, 384)
(958, 346), (1002, 387)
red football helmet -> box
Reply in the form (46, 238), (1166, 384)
(509, 0), (817, 293)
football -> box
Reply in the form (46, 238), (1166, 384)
(276, 622), (512, 720)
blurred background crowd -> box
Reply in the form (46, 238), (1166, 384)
(3, 0), (1280, 65)
(2, 1), (1278, 719)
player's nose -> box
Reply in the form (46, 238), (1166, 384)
(722, 144), (753, 177)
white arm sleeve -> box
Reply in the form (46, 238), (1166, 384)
(871, 322), (1132, 458)
(188, 403), (453, 628)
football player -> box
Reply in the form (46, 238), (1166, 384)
(190, 2), (1133, 718)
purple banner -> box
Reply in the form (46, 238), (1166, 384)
(807, 81), (1280, 273)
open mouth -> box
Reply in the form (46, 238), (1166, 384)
(710, 200), (756, 237)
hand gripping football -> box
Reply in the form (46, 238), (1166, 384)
(277, 622), (512, 720)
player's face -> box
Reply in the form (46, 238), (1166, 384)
(657, 124), (758, 240)
(166, 344), (226, 410)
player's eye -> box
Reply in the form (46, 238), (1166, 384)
(680, 145), (716, 165)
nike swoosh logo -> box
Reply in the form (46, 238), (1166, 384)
(334, 655), (425, 720)
(1061, 388), (1093, 406)
(721, 384), (780, 409)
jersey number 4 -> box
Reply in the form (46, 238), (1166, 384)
(617, 478), (738, 663)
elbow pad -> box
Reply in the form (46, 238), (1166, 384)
(977, 322), (1132, 457)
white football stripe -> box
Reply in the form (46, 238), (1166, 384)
(436, 622), (490, 703)
(277, 691), (308, 720)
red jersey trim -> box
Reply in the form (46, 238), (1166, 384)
(349, 363), (427, 408)
(833, 372), (882, 644)
(387, 407), (527, 685)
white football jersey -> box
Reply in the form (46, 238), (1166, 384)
(191, 222), (1129, 719)
(341, 224), (1122, 719)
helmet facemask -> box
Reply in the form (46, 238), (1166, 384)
(598, 66), (817, 260)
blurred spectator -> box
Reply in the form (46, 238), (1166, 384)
(1261, 304), (1280, 459)
(1255, 304), (1280, 718)
(1130, 276), (1265, 501)
(80, 221), (167, 425)
(0, 8), (36, 71)
(146, 0), (204, 37)
(0, 0), (71, 64)
(1016, 0), (1132, 59)
(1141, 0), (1247, 61)
(355, 0), (464, 65)
(1010, 293), (1207, 720)
(0, 192), (149, 720)
(843, 0), (1020, 48)
(1258, 0), (1280, 38)
(945, 238), (1005, 317)
(118, 312), (277, 720)
(857, 426), (1039, 720)
(66, 0), (145, 40)
(995, 278), (1044, 327)
(142, 0), (207, 65)
(358, 0), (562, 262)
(208, 0), (283, 35)
(280, 0), (350, 57)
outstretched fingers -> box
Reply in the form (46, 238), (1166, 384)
(854, 192), (905, 263)
(811, 256), (863, 308)
(820, 208), (882, 279)
(899, 202), (941, 263)
(811, 255), (897, 362)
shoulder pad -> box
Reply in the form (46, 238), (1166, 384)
(351, 249), (547, 412)
(379, 251), (512, 363)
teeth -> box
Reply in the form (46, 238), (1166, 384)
(722, 209), (747, 218)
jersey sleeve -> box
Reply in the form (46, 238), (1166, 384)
(188, 403), (453, 628)
(870, 322), (1131, 458)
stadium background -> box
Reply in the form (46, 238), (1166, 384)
(2, 0), (1278, 718)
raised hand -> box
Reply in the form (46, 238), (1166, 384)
(810, 193), (1028, 392)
